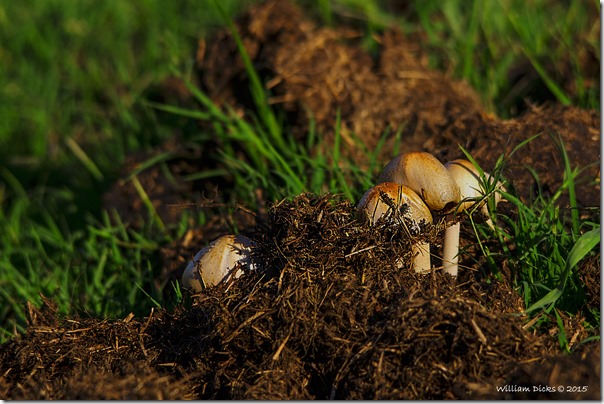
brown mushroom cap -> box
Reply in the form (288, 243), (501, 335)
(378, 152), (461, 213)
(445, 158), (504, 214)
(357, 182), (433, 227)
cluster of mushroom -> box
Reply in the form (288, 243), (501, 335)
(181, 151), (503, 292)
(357, 152), (503, 276)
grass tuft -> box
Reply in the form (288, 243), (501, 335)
(464, 137), (600, 326)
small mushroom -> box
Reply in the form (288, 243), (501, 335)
(377, 152), (461, 214)
(357, 182), (433, 273)
(181, 234), (257, 292)
(442, 159), (504, 276)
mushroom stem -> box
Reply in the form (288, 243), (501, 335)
(413, 241), (432, 274)
(442, 221), (461, 276)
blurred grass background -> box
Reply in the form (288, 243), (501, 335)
(0, 0), (600, 342)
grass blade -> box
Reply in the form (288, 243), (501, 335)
(525, 227), (599, 313)
(553, 132), (580, 235)
(130, 175), (165, 231)
(560, 227), (600, 289)
(213, 0), (283, 149)
(64, 137), (104, 181)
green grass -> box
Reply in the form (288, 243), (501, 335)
(0, 0), (254, 184)
(0, 0), (255, 340)
(462, 140), (600, 324)
(0, 164), (181, 340)
(0, 0), (600, 344)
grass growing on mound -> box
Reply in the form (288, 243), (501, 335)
(460, 141), (601, 346)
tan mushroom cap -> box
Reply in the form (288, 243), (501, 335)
(444, 159), (486, 212)
(378, 152), (461, 213)
(357, 182), (433, 226)
(445, 158), (504, 215)
(181, 234), (256, 292)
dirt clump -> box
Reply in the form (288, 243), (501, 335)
(467, 103), (600, 210)
(198, 0), (485, 166)
(469, 341), (601, 400)
(101, 138), (248, 229)
(578, 252), (601, 310)
(0, 297), (191, 400)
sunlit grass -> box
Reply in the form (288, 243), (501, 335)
(0, 168), (175, 341)
(463, 138), (600, 345)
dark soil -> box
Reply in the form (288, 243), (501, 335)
(1, 0), (600, 400)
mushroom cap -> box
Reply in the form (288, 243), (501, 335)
(445, 159), (505, 213)
(357, 182), (433, 227)
(444, 159), (485, 212)
(377, 152), (461, 213)
(181, 234), (256, 292)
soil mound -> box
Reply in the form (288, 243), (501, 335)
(1, 195), (600, 399)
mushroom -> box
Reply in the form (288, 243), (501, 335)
(377, 151), (461, 214)
(181, 234), (257, 292)
(442, 159), (504, 276)
(357, 182), (433, 273)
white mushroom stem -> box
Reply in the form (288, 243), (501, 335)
(442, 159), (504, 276)
(442, 221), (461, 276)
(413, 240), (431, 275)
(357, 182), (433, 273)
